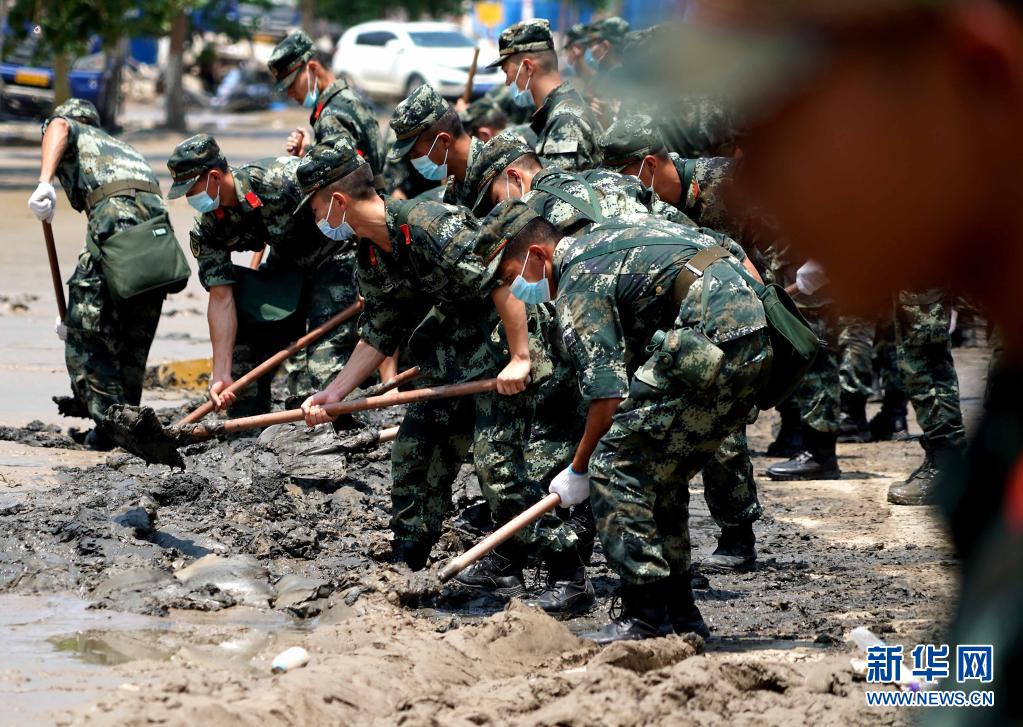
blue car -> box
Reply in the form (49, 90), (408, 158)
(0, 27), (118, 126)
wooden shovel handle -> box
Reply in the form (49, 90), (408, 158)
(249, 245), (266, 270)
(438, 493), (562, 582)
(43, 222), (67, 320)
(462, 48), (480, 104)
(184, 377), (498, 439)
(177, 298), (365, 425)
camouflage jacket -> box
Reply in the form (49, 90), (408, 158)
(441, 137), (485, 207)
(530, 81), (601, 172)
(552, 221), (766, 401)
(48, 117), (165, 239)
(657, 97), (741, 160)
(188, 156), (344, 289)
(311, 79), (386, 177)
(524, 166), (694, 237)
(356, 198), (497, 356)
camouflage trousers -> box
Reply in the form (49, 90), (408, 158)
(894, 289), (966, 452)
(64, 250), (164, 426)
(231, 254), (359, 417)
(838, 315), (876, 399)
(790, 305), (841, 434)
(702, 424), (763, 529)
(390, 308), (579, 558)
(590, 329), (772, 586)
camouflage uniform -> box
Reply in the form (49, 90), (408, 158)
(551, 218), (771, 585)
(352, 196), (577, 557)
(486, 20), (602, 171)
(168, 135), (358, 415)
(267, 31), (386, 179)
(598, 116), (762, 525)
(893, 289), (967, 453)
(46, 99), (168, 426)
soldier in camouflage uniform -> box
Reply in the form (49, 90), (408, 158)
(267, 30), (385, 182)
(386, 84), (486, 208)
(578, 17), (631, 128)
(486, 19), (602, 171)
(28, 98), (170, 448)
(296, 138), (588, 610)
(598, 115), (768, 568)
(484, 201), (772, 643)
(166, 134), (359, 416)
(562, 22), (592, 80)
(887, 289), (967, 505)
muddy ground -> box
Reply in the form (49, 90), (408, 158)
(0, 345), (989, 725)
(0, 117), (983, 725)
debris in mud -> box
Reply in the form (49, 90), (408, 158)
(0, 293), (37, 315)
(0, 420), (78, 449)
(587, 633), (703, 673)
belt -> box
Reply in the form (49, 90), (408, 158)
(86, 179), (162, 211)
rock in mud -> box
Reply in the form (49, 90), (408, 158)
(273, 574), (334, 617)
(174, 554), (274, 608)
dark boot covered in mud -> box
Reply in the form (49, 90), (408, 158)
(581, 580), (675, 645)
(521, 548), (594, 617)
(391, 540), (431, 572)
(767, 404), (803, 458)
(454, 543), (526, 598)
(870, 387), (911, 442)
(766, 427), (841, 481)
(700, 523), (756, 573)
(887, 447), (963, 506)
(666, 573), (711, 639)
(837, 393), (870, 443)
(53, 394), (90, 419)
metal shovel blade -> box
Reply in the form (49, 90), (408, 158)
(102, 405), (187, 469)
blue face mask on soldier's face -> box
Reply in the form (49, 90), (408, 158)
(584, 47), (603, 71)
(509, 62), (534, 108)
(303, 66), (319, 108)
(411, 136), (449, 181)
(316, 196), (355, 241)
(187, 174), (220, 213)
(509, 250), (551, 305)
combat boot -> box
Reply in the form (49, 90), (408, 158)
(870, 388), (910, 441)
(767, 406), (803, 458)
(521, 549), (594, 617)
(580, 581), (674, 645)
(391, 540), (431, 571)
(837, 393), (870, 443)
(85, 427), (114, 452)
(454, 544), (526, 598)
(887, 448), (962, 506)
(666, 574), (711, 639)
(766, 427), (841, 481)
(700, 523), (756, 573)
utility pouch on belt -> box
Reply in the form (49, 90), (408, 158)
(232, 265), (303, 326)
(645, 327), (724, 390)
(86, 213), (190, 302)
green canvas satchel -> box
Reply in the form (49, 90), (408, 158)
(87, 213), (190, 302)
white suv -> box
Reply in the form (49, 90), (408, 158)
(332, 21), (501, 101)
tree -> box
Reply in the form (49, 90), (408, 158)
(315, 0), (464, 25)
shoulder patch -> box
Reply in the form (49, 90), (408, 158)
(400, 223), (412, 246)
(245, 191), (262, 209)
(542, 138), (579, 155)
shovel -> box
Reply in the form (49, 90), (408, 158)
(438, 492), (563, 583)
(177, 298), (365, 425)
(104, 377), (500, 469)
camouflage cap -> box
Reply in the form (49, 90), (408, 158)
(459, 95), (504, 129)
(586, 17), (631, 46)
(486, 19), (555, 68)
(598, 115), (665, 171)
(294, 135), (368, 213)
(564, 23), (590, 49)
(467, 131), (534, 215)
(473, 199), (542, 285)
(388, 84), (450, 162)
(166, 134), (227, 199)
(50, 98), (101, 128)
(268, 31), (315, 92)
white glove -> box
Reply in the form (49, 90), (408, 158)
(795, 260), (829, 296)
(549, 466), (590, 507)
(54, 315), (67, 341)
(29, 182), (57, 223)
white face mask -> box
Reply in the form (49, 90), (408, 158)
(635, 158), (652, 193)
(505, 174), (521, 201)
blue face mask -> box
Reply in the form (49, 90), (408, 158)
(187, 175), (220, 213)
(302, 66), (319, 109)
(316, 196), (355, 241)
(584, 47), (603, 71)
(411, 136), (448, 181)
(509, 250), (551, 305)
(509, 63), (534, 108)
